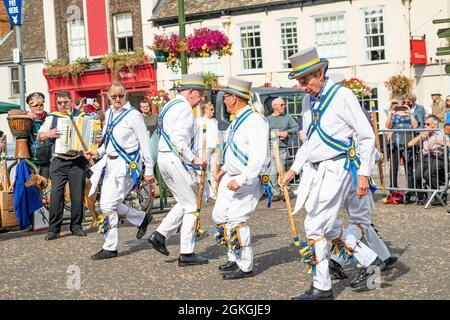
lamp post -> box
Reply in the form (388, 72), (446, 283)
(177, 0), (188, 74)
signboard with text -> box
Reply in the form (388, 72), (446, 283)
(3, 0), (23, 26)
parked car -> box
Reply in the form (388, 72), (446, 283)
(211, 87), (305, 169)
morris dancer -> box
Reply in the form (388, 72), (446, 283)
(85, 81), (154, 260)
(280, 48), (384, 300)
(329, 151), (398, 284)
(148, 74), (208, 267)
(212, 78), (270, 280)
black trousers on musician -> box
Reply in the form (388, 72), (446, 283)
(48, 156), (87, 234)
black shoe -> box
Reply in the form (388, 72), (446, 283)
(148, 231), (169, 256)
(178, 253), (209, 267)
(329, 259), (348, 280)
(136, 212), (153, 239)
(72, 229), (87, 237)
(219, 261), (238, 272)
(45, 232), (60, 241)
(405, 195), (417, 204)
(90, 249), (118, 260)
(291, 285), (334, 300)
(222, 267), (254, 280)
(0, 227), (9, 234)
(382, 256), (398, 271)
(417, 197), (427, 206)
(350, 257), (385, 288)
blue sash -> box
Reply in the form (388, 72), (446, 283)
(104, 108), (141, 188)
(158, 99), (197, 169)
(306, 84), (361, 186)
(223, 108), (272, 206)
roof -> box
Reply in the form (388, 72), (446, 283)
(151, 0), (346, 26)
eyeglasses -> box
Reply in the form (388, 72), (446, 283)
(57, 100), (70, 106)
(31, 104), (44, 108)
(110, 94), (125, 100)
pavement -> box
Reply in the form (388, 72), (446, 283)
(0, 195), (449, 300)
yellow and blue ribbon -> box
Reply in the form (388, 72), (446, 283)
(97, 214), (110, 236)
(331, 239), (354, 263)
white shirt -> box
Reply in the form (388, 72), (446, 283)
(222, 105), (270, 186)
(96, 101), (154, 176)
(291, 80), (375, 177)
(158, 94), (195, 162)
(194, 117), (219, 153)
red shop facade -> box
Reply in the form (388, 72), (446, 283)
(43, 62), (158, 113)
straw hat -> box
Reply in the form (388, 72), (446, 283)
(221, 77), (253, 101)
(176, 74), (206, 91)
(288, 47), (329, 80)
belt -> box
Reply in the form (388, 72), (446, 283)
(107, 150), (138, 160)
(311, 153), (347, 170)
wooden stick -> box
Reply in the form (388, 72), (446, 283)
(214, 134), (222, 195)
(271, 130), (300, 247)
(69, 115), (95, 167)
(194, 124), (207, 236)
(1, 136), (10, 191)
(370, 102), (387, 202)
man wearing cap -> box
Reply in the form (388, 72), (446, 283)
(148, 74), (208, 267)
(430, 90), (446, 123)
(279, 47), (383, 300)
(212, 77), (270, 280)
(26, 92), (52, 178)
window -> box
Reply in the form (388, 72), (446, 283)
(114, 12), (133, 51)
(68, 20), (86, 61)
(363, 7), (385, 62)
(10, 66), (25, 96)
(240, 24), (263, 70)
(314, 14), (346, 59)
(280, 20), (299, 69)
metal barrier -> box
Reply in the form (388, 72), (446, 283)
(271, 128), (449, 208)
(379, 128), (448, 208)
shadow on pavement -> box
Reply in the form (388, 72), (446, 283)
(253, 244), (301, 275)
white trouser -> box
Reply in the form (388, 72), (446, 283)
(298, 158), (352, 291)
(212, 173), (263, 272)
(341, 186), (391, 261)
(156, 152), (199, 254)
(100, 157), (145, 251)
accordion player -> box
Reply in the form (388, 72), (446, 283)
(54, 116), (102, 156)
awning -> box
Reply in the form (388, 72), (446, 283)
(0, 101), (20, 114)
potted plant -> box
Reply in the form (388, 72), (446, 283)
(45, 58), (88, 80)
(100, 49), (145, 78)
(344, 78), (373, 98)
(384, 74), (414, 98)
(185, 27), (232, 58)
(149, 34), (186, 71)
(201, 71), (219, 88)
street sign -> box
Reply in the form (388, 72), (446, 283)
(2, 0), (23, 26)
(433, 17), (450, 74)
(12, 48), (19, 63)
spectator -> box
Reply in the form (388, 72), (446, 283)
(430, 90), (446, 123)
(444, 95), (450, 120)
(408, 115), (447, 205)
(444, 96), (450, 135)
(267, 97), (299, 201)
(25, 92), (52, 178)
(37, 91), (89, 240)
(402, 93), (426, 128)
(75, 97), (105, 123)
(385, 100), (418, 203)
(139, 99), (158, 136)
(194, 102), (219, 199)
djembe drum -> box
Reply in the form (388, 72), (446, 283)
(7, 110), (33, 159)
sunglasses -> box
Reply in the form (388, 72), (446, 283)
(57, 100), (70, 106)
(110, 94), (125, 100)
(31, 104), (44, 108)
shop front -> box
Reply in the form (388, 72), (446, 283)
(43, 62), (158, 113)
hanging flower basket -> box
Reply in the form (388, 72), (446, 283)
(149, 34), (185, 71)
(384, 74), (415, 98)
(185, 27), (232, 59)
(344, 78), (372, 98)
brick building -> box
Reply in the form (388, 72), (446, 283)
(0, 4), (10, 38)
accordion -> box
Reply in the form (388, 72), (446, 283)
(54, 116), (102, 155)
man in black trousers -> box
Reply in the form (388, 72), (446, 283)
(37, 91), (88, 240)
